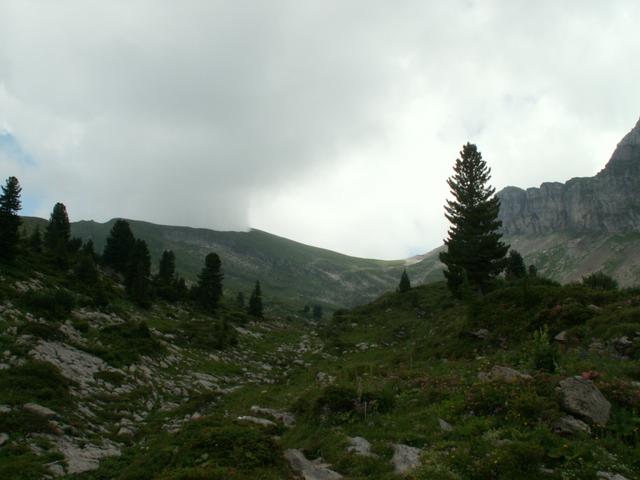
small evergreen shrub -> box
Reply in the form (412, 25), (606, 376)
(530, 327), (557, 372)
(582, 272), (618, 291)
(21, 288), (75, 320)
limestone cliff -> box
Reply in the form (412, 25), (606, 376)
(498, 117), (640, 235)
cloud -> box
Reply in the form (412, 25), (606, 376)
(1, 1), (639, 258)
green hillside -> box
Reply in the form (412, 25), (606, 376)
(21, 217), (444, 312)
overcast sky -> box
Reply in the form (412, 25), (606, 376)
(1, 1), (639, 259)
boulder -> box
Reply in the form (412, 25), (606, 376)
(391, 444), (421, 474)
(0, 432), (8, 447)
(478, 365), (532, 383)
(284, 448), (343, 480)
(347, 436), (376, 457)
(597, 472), (630, 480)
(553, 415), (591, 435)
(438, 418), (454, 432)
(558, 377), (611, 426)
(250, 406), (295, 427)
(236, 415), (277, 428)
(24, 403), (56, 418)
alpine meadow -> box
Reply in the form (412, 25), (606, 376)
(2, 3), (640, 480)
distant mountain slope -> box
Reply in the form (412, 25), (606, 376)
(18, 217), (444, 310)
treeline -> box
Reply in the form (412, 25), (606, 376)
(0, 176), (264, 318)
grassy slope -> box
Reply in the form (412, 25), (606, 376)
(22, 216), (441, 312)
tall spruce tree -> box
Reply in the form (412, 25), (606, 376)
(248, 280), (263, 318)
(157, 250), (176, 285)
(125, 239), (151, 306)
(398, 269), (411, 293)
(102, 219), (135, 274)
(505, 249), (527, 281)
(439, 143), (509, 296)
(196, 253), (224, 312)
(0, 176), (22, 262)
(44, 202), (71, 265)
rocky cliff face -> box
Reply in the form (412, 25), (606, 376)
(498, 117), (640, 235)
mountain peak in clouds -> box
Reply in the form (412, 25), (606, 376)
(600, 115), (640, 176)
(498, 114), (640, 235)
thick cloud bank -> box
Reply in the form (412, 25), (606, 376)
(1, 1), (639, 258)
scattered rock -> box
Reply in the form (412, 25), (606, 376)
(597, 472), (629, 480)
(250, 406), (295, 427)
(47, 462), (66, 477)
(0, 433), (8, 447)
(613, 336), (633, 355)
(478, 365), (532, 383)
(347, 436), (376, 457)
(236, 416), (277, 428)
(0, 405), (11, 414)
(391, 443), (421, 474)
(55, 437), (121, 474)
(284, 448), (343, 480)
(553, 415), (591, 435)
(30, 341), (109, 387)
(24, 403), (56, 418)
(316, 372), (336, 385)
(554, 331), (568, 342)
(470, 328), (490, 340)
(438, 418), (454, 432)
(558, 377), (611, 426)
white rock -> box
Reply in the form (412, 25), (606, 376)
(250, 406), (295, 427)
(30, 341), (108, 387)
(0, 432), (8, 446)
(391, 444), (422, 474)
(347, 436), (376, 457)
(236, 416), (277, 427)
(55, 437), (121, 474)
(597, 472), (630, 480)
(438, 418), (454, 432)
(24, 403), (56, 418)
(284, 448), (343, 480)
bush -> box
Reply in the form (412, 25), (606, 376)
(530, 327), (557, 373)
(16, 322), (64, 341)
(21, 289), (75, 320)
(0, 361), (73, 409)
(93, 321), (164, 367)
(582, 272), (618, 291)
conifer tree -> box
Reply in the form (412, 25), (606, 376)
(102, 219), (135, 274)
(236, 292), (245, 308)
(196, 252), (224, 312)
(44, 202), (71, 265)
(29, 226), (43, 253)
(505, 249), (527, 281)
(439, 143), (509, 296)
(125, 239), (151, 306)
(0, 176), (22, 262)
(157, 250), (176, 285)
(398, 269), (411, 293)
(248, 280), (263, 318)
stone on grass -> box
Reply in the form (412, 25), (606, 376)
(0, 432), (8, 447)
(597, 472), (630, 480)
(553, 415), (591, 435)
(478, 365), (532, 383)
(284, 448), (343, 480)
(438, 418), (454, 432)
(391, 443), (421, 474)
(250, 406), (295, 427)
(236, 415), (277, 428)
(558, 377), (611, 426)
(24, 403), (56, 418)
(347, 436), (376, 457)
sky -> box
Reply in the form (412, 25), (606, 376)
(1, 1), (639, 259)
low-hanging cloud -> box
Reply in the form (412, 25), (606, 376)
(1, 1), (639, 258)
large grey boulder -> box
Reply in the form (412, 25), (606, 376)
(0, 432), (8, 447)
(284, 449), (343, 480)
(558, 377), (611, 426)
(347, 436), (376, 457)
(391, 444), (421, 474)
